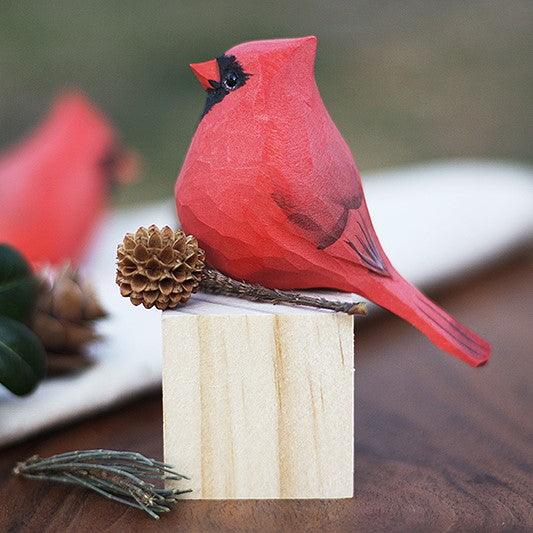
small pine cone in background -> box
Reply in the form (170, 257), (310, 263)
(116, 225), (205, 310)
(33, 266), (107, 375)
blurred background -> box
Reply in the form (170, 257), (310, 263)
(0, 0), (531, 206)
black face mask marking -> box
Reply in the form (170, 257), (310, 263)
(201, 55), (250, 118)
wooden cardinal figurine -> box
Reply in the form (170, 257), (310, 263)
(176, 36), (491, 366)
(0, 91), (138, 266)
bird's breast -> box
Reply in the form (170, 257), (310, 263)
(182, 90), (343, 178)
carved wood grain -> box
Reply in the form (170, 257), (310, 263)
(162, 311), (354, 499)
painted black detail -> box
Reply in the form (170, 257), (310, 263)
(271, 191), (293, 211)
(288, 212), (323, 233)
(416, 305), (484, 357)
(317, 210), (350, 249)
(317, 197), (361, 250)
(201, 55), (250, 118)
(273, 191), (363, 251)
(416, 296), (482, 346)
(345, 219), (389, 276)
(415, 296), (486, 356)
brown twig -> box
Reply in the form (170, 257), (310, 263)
(200, 268), (366, 315)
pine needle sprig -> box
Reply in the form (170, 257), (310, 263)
(13, 449), (191, 519)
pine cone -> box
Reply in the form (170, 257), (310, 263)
(32, 266), (107, 375)
(116, 225), (205, 310)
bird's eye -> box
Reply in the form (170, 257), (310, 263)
(222, 71), (239, 91)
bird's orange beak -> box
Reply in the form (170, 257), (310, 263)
(190, 59), (219, 91)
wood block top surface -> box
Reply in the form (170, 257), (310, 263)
(163, 291), (363, 316)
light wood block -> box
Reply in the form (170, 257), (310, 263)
(162, 297), (354, 499)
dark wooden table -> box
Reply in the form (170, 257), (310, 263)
(1, 256), (531, 532)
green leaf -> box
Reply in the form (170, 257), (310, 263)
(0, 244), (37, 321)
(0, 315), (46, 395)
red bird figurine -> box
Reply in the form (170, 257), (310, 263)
(176, 36), (491, 367)
(0, 91), (138, 266)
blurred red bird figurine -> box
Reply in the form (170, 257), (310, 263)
(176, 36), (491, 367)
(0, 91), (138, 266)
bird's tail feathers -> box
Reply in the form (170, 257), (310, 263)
(369, 274), (491, 367)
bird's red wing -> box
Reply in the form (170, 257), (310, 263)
(270, 164), (391, 276)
